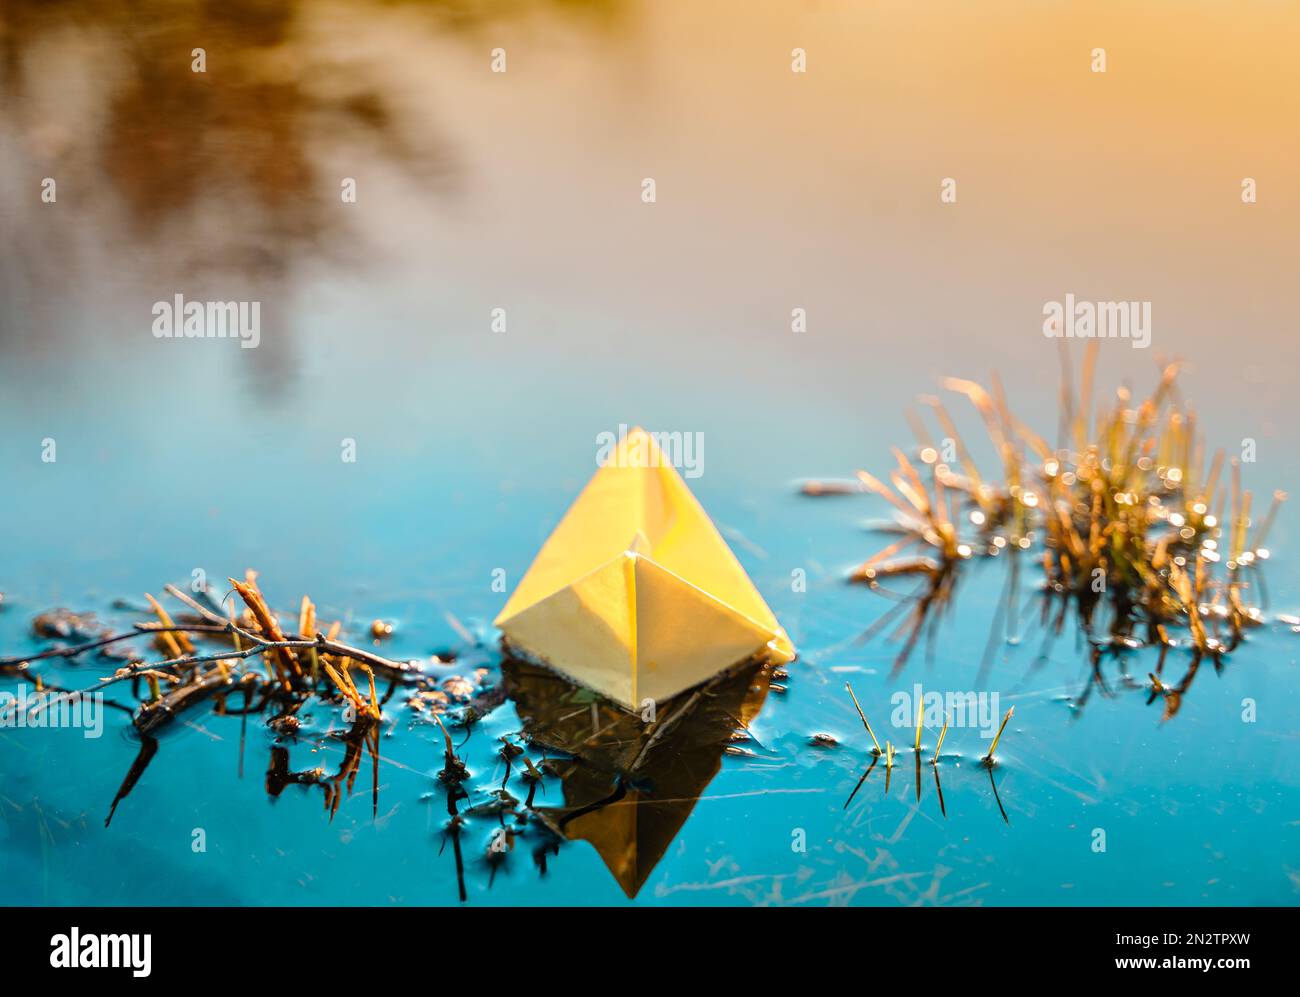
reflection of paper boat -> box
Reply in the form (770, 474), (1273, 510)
(504, 655), (771, 899)
(494, 427), (794, 710)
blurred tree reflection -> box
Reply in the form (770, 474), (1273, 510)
(0, 0), (622, 384)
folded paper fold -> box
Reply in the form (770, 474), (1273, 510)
(495, 427), (794, 708)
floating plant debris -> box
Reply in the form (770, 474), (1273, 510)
(844, 685), (1008, 770)
(806, 344), (1285, 713)
(0, 573), (480, 825)
(32, 608), (105, 642)
(0, 569), (793, 902)
(840, 687), (1013, 821)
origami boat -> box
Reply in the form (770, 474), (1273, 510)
(495, 427), (794, 709)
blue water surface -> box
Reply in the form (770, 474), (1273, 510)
(1, 0), (1297, 906)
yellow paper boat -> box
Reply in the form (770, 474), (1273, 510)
(495, 427), (794, 709)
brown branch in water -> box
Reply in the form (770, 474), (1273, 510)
(134, 668), (258, 736)
(100, 637), (412, 695)
(32, 615), (423, 700)
(105, 735), (158, 827)
(0, 623), (228, 668)
(165, 583), (419, 680)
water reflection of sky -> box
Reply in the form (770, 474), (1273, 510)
(1, 0), (1298, 905)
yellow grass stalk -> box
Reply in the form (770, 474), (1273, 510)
(144, 592), (191, 658)
(984, 705), (1014, 762)
(845, 682), (882, 754)
(360, 663), (379, 718)
(914, 691), (924, 751)
(229, 576), (301, 680)
(932, 712), (949, 764)
(323, 661), (365, 716)
(432, 711), (457, 767)
(299, 596), (320, 680)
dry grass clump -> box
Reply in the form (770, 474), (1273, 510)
(0, 571), (486, 823)
(808, 345), (1283, 709)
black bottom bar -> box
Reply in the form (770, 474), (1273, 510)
(2, 906), (1281, 981)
